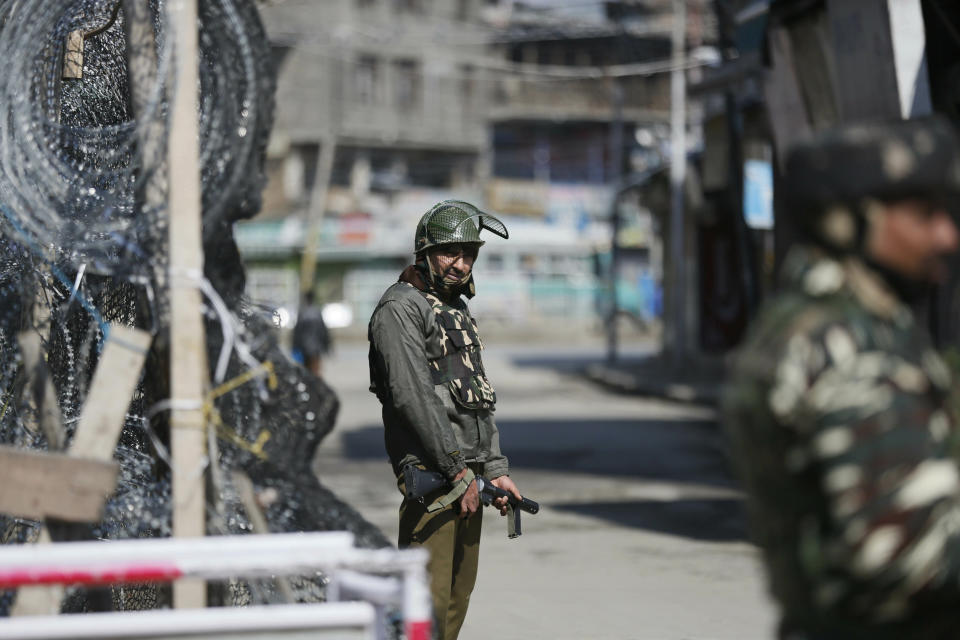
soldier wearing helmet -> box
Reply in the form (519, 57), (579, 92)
(723, 116), (960, 639)
(367, 200), (521, 640)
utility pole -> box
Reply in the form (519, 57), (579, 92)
(299, 34), (345, 298)
(669, 0), (687, 371)
(606, 76), (624, 364)
(299, 136), (336, 296)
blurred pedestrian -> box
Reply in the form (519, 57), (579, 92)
(292, 290), (331, 377)
(723, 117), (960, 639)
(367, 200), (521, 640)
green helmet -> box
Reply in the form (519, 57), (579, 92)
(414, 200), (509, 254)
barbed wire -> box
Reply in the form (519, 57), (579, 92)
(0, 2), (384, 615)
(0, 0), (149, 274)
(0, 0), (273, 276)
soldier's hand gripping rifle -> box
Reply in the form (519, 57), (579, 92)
(402, 465), (539, 538)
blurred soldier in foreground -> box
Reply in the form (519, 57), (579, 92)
(723, 117), (960, 639)
(368, 200), (522, 640)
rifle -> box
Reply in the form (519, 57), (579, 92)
(402, 465), (539, 538)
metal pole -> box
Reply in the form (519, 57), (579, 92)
(299, 136), (336, 296)
(0, 604), (378, 640)
(669, 0), (687, 371)
(403, 557), (433, 640)
(606, 77), (624, 364)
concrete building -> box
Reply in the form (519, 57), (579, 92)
(480, 0), (717, 334)
(237, 0), (711, 335)
(241, 0), (493, 324)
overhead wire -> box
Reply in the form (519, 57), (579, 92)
(269, 24), (711, 81)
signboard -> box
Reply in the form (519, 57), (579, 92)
(743, 159), (773, 230)
(486, 178), (549, 217)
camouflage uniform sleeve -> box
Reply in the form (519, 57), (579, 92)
(780, 323), (960, 617)
(370, 299), (467, 479)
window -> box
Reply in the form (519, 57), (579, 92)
(354, 55), (380, 104)
(282, 148), (306, 201)
(393, 59), (421, 110)
(459, 64), (475, 104)
(394, 0), (424, 12)
(485, 253), (504, 272)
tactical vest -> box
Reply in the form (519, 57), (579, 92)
(418, 289), (497, 411)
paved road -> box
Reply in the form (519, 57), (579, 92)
(314, 339), (777, 640)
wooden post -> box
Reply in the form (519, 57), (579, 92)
(166, 0), (209, 609)
(123, 0), (169, 305)
(123, 0), (168, 212)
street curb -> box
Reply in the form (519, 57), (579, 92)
(584, 361), (721, 406)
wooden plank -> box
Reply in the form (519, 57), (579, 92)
(69, 325), (152, 461)
(232, 472), (296, 603)
(0, 447), (118, 521)
(11, 287), (63, 617)
(11, 323), (150, 616)
(62, 30), (84, 79)
(166, 0), (209, 609)
(17, 331), (65, 451)
(11, 528), (64, 616)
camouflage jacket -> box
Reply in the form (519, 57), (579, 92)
(368, 266), (509, 481)
(723, 246), (960, 639)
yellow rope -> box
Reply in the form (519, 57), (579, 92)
(206, 360), (278, 403)
(207, 406), (271, 461)
(0, 390), (11, 423)
(202, 361), (277, 461)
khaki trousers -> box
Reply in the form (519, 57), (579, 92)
(398, 478), (483, 640)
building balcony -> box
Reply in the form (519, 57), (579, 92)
(489, 75), (671, 123)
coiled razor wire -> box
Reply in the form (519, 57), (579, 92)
(0, 0), (392, 617)
(0, 0), (272, 274)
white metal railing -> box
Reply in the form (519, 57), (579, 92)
(0, 532), (431, 640)
(0, 602), (376, 639)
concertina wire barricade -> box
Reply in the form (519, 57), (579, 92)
(0, 0), (391, 617)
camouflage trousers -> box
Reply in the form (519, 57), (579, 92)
(398, 464), (483, 640)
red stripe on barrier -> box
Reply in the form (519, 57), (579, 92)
(406, 620), (431, 640)
(0, 565), (182, 589)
